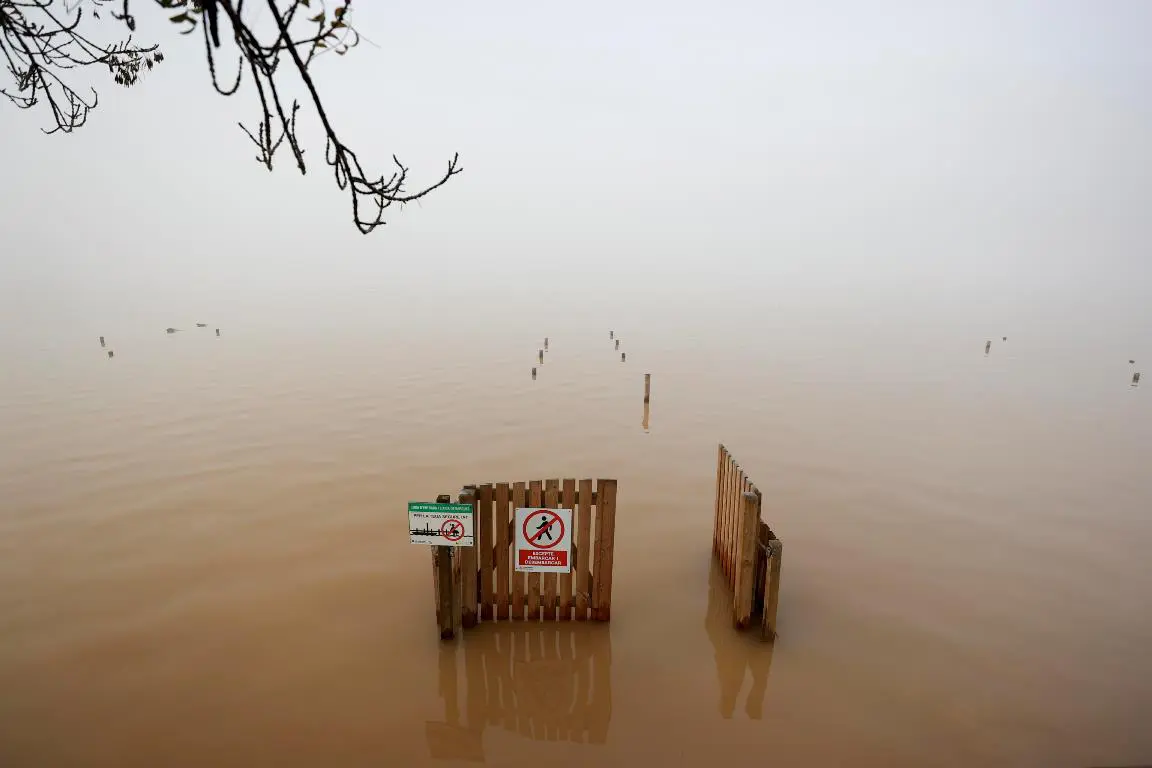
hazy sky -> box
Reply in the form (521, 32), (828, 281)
(1, 1), (1150, 347)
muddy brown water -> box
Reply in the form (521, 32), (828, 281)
(1, 315), (1149, 767)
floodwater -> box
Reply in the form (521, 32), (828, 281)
(1, 303), (1150, 768)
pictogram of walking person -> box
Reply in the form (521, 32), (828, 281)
(535, 516), (555, 542)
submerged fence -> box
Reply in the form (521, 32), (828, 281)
(713, 444), (782, 640)
(433, 479), (618, 637)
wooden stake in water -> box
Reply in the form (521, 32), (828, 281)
(107, 350), (114, 359)
(99, 336), (105, 347)
(644, 373), (651, 404)
(1134, 372), (1142, 386)
(215, 329), (220, 337)
(432, 493), (456, 640)
(458, 486), (478, 629)
(621, 352), (626, 362)
(985, 340), (991, 355)
(609, 331), (614, 339)
(532, 367), (537, 380)
(615, 339), (620, 350)
(539, 349), (544, 363)
(544, 337), (549, 350)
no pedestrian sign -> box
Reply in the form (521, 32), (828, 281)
(409, 502), (474, 547)
(514, 507), (572, 573)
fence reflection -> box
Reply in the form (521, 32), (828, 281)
(426, 622), (613, 762)
(705, 557), (774, 719)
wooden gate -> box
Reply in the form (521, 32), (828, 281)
(433, 479), (618, 638)
(713, 445), (782, 640)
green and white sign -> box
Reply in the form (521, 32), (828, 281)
(409, 502), (474, 547)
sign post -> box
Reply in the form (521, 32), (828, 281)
(514, 506), (573, 573)
(412, 498), (475, 640)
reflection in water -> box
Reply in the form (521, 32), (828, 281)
(705, 558), (773, 719)
(426, 623), (613, 762)
(641, 401), (650, 433)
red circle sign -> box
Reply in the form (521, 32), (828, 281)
(523, 509), (565, 550)
(441, 518), (465, 542)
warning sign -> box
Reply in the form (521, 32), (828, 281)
(409, 502), (474, 547)
(515, 507), (572, 573)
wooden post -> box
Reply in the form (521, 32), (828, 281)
(560, 479), (576, 620)
(609, 331), (613, 339)
(734, 491), (759, 629)
(762, 539), (783, 641)
(576, 479), (593, 621)
(543, 479), (560, 620)
(544, 337), (549, 350)
(459, 486), (479, 629)
(643, 373), (651, 403)
(478, 485), (495, 622)
(539, 349), (544, 363)
(620, 352), (626, 362)
(495, 482), (511, 620)
(615, 339), (620, 350)
(512, 482), (527, 620)
(527, 481), (544, 620)
(593, 479), (617, 621)
(433, 493), (456, 640)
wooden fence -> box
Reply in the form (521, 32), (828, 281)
(713, 444), (782, 640)
(434, 479), (618, 637)
(425, 623), (612, 761)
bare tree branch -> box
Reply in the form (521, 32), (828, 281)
(0, 0), (461, 233)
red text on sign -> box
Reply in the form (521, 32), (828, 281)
(518, 549), (568, 568)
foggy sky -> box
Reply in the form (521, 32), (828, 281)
(1, 1), (1150, 349)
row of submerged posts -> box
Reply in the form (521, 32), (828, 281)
(533, 331), (631, 380)
(985, 336), (1142, 387)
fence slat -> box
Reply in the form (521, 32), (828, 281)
(560, 479), (576, 620)
(731, 468), (745, 585)
(722, 455), (734, 582)
(591, 480), (604, 618)
(593, 479), (617, 621)
(512, 482), (527, 620)
(576, 479), (593, 621)
(477, 484), (494, 622)
(459, 487), (479, 628)
(543, 479), (560, 620)
(724, 463), (737, 583)
(716, 450), (726, 572)
(713, 444), (725, 556)
(495, 482), (511, 621)
(527, 480), (543, 620)
(734, 489), (759, 629)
